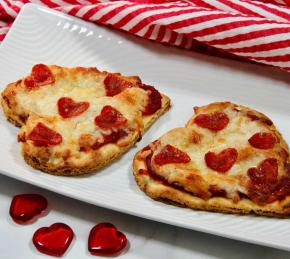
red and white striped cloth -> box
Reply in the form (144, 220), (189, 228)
(1, 0), (290, 71)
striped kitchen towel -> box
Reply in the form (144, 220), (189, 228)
(1, 0), (290, 71)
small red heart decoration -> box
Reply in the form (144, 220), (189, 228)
(9, 194), (48, 224)
(205, 148), (238, 173)
(33, 223), (74, 257)
(88, 223), (127, 256)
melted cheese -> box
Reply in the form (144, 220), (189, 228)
(21, 87), (148, 167)
(151, 103), (285, 199)
(13, 65), (167, 171)
(15, 66), (107, 116)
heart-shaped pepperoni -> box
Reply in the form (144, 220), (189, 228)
(247, 158), (279, 204)
(24, 64), (54, 89)
(205, 148), (238, 173)
(57, 97), (89, 118)
(9, 194), (48, 224)
(88, 223), (127, 256)
(28, 123), (62, 147)
(95, 105), (127, 129)
(194, 112), (229, 131)
(248, 132), (276, 149)
(247, 158), (278, 184)
(153, 144), (191, 166)
(139, 84), (162, 116)
(104, 74), (133, 96)
(33, 223), (74, 257)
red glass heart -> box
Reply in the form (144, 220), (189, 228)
(33, 223), (74, 257)
(9, 194), (48, 224)
(88, 223), (127, 256)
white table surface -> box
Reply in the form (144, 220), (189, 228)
(1, 174), (289, 259)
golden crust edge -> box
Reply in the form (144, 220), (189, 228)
(1, 96), (23, 127)
(133, 150), (290, 217)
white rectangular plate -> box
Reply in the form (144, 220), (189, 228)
(1, 3), (290, 251)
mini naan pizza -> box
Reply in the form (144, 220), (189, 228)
(133, 102), (290, 217)
(1, 64), (170, 175)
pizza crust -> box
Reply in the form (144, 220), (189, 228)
(1, 64), (170, 176)
(133, 102), (290, 217)
(133, 149), (290, 217)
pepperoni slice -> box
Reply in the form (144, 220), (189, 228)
(247, 158), (278, 204)
(28, 123), (62, 147)
(153, 144), (191, 166)
(139, 84), (162, 116)
(274, 177), (290, 200)
(95, 106), (127, 129)
(104, 74), (133, 96)
(248, 132), (276, 149)
(248, 183), (275, 205)
(205, 148), (238, 173)
(57, 97), (89, 118)
(24, 64), (54, 89)
(247, 158), (278, 184)
(194, 112), (229, 131)
(91, 130), (128, 150)
(249, 176), (290, 205)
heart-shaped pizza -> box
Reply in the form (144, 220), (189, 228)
(1, 64), (170, 175)
(133, 102), (290, 216)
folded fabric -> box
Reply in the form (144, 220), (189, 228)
(1, 0), (290, 71)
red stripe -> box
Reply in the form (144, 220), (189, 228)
(3, 0), (21, 14)
(245, 53), (290, 62)
(0, 33), (5, 41)
(206, 26), (290, 45)
(61, 0), (83, 4)
(98, 4), (131, 23)
(243, 0), (290, 21)
(156, 24), (166, 41)
(218, 0), (261, 17)
(0, 4), (14, 21)
(67, 5), (82, 16)
(128, 6), (207, 33)
(114, 3), (190, 29)
(143, 24), (155, 38)
(167, 12), (243, 30)
(40, 0), (60, 8)
(188, 0), (217, 10)
(179, 35), (189, 47)
(83, 5), (106, 21)
(185, 19), (282, 38)
(253, 0), (289, 7)
(225, 38), (290, 53)
(169, 30), (178, 44)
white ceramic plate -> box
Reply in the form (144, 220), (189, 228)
(1, 3), (290, 251)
